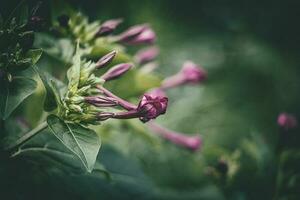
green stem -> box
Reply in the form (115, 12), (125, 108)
(8, 121), (48, 150)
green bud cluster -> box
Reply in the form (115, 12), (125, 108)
(57, 46), (110, 125)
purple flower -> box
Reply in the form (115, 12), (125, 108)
(101, 63), (133, 81)
(108, 92), (168, 123)
(277, 113), (297, 130)
(95, 51), (117, 68)
(137, 93), (168, 122)
(148, 122), (202, 151)
(181, 61), (207, 83)
(127, 28), (156, 45)
(96, 18), (123, 36)
(117, 24), (156, 45)
(147, 88), (167, 98)
(162, 61), (207, 89)
(134, 46), (159, 64)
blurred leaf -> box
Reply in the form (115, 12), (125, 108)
(26, 48), (43, 65)
(47, 115), (101, 172)
(0, 73), (37, 120)
(92, 162), (112, 181)
(34, 33), (74, 63)
(34, 66), (58, 111)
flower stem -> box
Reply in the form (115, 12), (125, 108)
(96, 85), (137, 110)
(8, 121), (48, 150)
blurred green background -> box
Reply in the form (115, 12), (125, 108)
(1, 0), (300, 199)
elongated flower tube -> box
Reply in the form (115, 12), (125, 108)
(161, 61), (207, 89)
(134, 46), (159, 65)
(96, 18), (123, 36)
(277, 113), (297, 130)
(101, 63), (133, 81)
(117, 24), (156, 45)
(95, 50), (116, 68)
(85, 96), (118, 107)
(92, 87), (168, 122)
(148, 122), (202, 151)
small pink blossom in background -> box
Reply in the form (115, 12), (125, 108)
(277, 113), (297, 130)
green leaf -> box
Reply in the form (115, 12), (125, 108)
(0, 76), (37, 120)
(11, 127), (89, 173)
(47, 115), (101, 172)
(26, 49), (43, 65)
(34, 67), (58, 111)
(67, 42), (81, 93)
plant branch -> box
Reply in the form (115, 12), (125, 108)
(7, 121), (48, 151)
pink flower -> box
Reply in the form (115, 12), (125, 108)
(161, 61), (207, 89)
(137, 94), (168, 122)
(148, 122), (202, 151)
(277, 113), (297, 130)
(117, 24), (156, 45)
(134, 46), (159, 64)
(181, 61), (207, 83)
(101, 63), (133, 81)
(96, 18), (123, 36)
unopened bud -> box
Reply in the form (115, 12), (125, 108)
(134, 46), (159, 65)
(95, 51), (117, 68)
(101, 63), (133, 81)
(97, 112), (115, 121)
(96, 18), (123, 36)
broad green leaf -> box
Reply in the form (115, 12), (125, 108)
(47, 115), (101, 172)
(0, 76), (37, 120)
(93, 162), (112, 181)
(26, 49), (43, 65)
(67, 42), (81, 93)
(11, 127), (88, 173)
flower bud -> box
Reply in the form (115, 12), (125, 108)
(277, 113), (297, 130)
(147, 88), (167, 98)
(148, 122), (202, 151)
(96, 18), (123, 36)
(85, 96), (117, 107)
(137, 93), (168, 122)
(70, 96), (85, 104)
(126, 28), (156, 45)
(101, 63), (133, 81)
(134, 46), (159, 65)
(161, 61), (207, 89)
(181, 61), (207, 84)
(95, 50), (117, 68)
(118, 24), (148, 42)
(97, 112), (115, 121)
(69, 104), (83, 113)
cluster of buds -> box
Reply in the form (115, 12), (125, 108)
(57, 14), (156, 47)
(57, 14), (207, 151)
(96, 18), (156, 45)
(60, 48), (168, 125)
